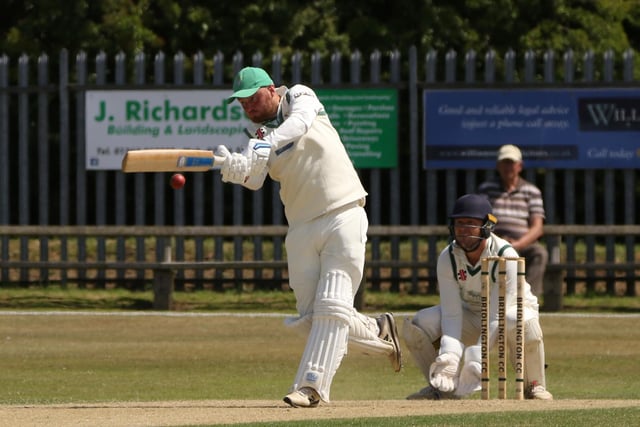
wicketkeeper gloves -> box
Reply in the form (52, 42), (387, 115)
(454, 344), (483, 397)
(429, 352), (460, 392)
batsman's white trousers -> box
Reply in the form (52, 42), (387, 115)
(286, 200), (367, 315)
(285, 201), (394, 401)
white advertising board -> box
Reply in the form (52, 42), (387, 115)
(85, 90), (250, 170)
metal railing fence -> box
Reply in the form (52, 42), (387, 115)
(0, 47), (638, 294)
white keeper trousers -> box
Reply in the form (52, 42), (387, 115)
(407, 304), (548, 389)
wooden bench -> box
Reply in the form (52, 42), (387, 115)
(543, 261), (640, 311)
(0, 225), (447, 310)
(1, 224), (638, 311)
(0, 259), (290, 309)
(0, 225), (289, 309)
(542, 225), (640, 311)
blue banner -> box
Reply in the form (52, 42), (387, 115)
(423, 88), (640, 169)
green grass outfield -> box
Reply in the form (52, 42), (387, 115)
(0, 288), (639, 426)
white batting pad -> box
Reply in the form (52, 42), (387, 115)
(290, 271), (353, 402)
(402, 318), (438, 380)
(347, 311), (395, 356)
(285, 310), (396, 358)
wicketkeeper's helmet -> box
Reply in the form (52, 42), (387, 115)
(448, 194), (497, 239)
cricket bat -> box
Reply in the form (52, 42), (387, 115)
(121, 149), (225, 172)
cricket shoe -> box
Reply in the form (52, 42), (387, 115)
(283, 387), (320, 408)
(406, 385), (460, 400)
(377, 312), (403, 372)
(525, 381), (553, 400)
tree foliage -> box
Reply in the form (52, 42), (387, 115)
(2, 0), (639, 61)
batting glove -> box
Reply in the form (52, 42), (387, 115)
(429, 352), (460, 392)
(246, 138), (271, 177)
(217, 145), (249, 184)
(216, 145), (231, 159)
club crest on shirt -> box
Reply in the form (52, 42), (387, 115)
(255, 126), (267, 139)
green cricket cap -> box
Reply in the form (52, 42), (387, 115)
(227, 67), (274, 102)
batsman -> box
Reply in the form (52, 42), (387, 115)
(403, 194), (553, 400)
(218, 67), (402, 408)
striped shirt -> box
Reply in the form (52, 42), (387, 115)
(477, 177), (545, 240)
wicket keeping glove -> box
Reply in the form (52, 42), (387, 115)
(429, 352), (460, 392)
(455, 345), (482, 397)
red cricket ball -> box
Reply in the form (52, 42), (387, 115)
(170, 173), (186, 190)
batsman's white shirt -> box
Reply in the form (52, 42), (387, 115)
(437, 233), (539, 356)
(244, 84), (367, 226)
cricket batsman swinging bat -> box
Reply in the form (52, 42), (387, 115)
(121, 149), (225, 172)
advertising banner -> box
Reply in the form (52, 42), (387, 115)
(424, 88), (640, 169)
(85, 90), (249, 170)
(317, 88), (398, 168)
(86, 88), (399, 170)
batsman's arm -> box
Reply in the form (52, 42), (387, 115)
(437, 254), (465, 352)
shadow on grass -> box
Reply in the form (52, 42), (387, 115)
(172, 300), (296, 312)
(0, 296), (154, 310)
(558, 303), (640, 314)
(1, 289), (638, 313)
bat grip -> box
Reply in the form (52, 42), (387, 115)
(212, 154), (226, 168)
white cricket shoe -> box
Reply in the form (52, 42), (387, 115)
(283, 387), (320, 408)
(526, 381), (554, 400)
(377, 312), (403, 372)
(406, 385), (460, 400)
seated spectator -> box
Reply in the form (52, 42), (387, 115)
(477, 144), (548, 296)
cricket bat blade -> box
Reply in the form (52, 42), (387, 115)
(121, 149), (225, 172)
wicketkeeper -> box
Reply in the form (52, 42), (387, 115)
(218, 67), (402, 408)
(402, 194), (552, 400)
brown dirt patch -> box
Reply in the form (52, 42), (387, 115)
(2, 399), (639, 426)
